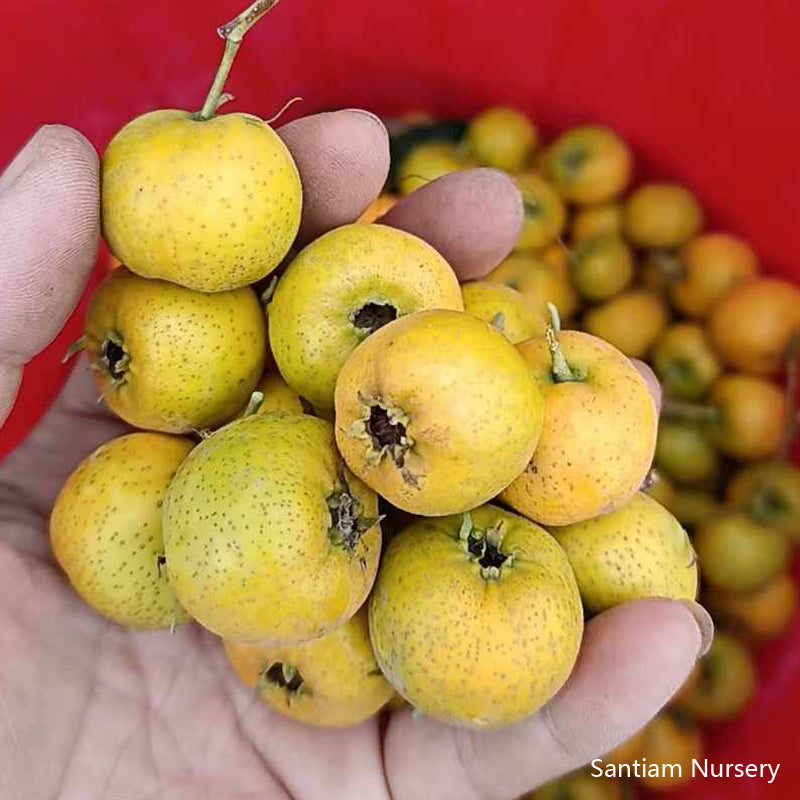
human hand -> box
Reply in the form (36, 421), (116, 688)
(0, 116), (711, 800)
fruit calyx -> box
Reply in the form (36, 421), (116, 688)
(523, 199), (541, 218)
(260, 661), (306, 697)
(351, 302), (398, 336)
(327, 473), (382, 550)
(558, 144), (587, 176)
(459, 514), (514, 580)
(98, 331), (130, 385)
(748, 486), (789, 526)
(195, 0), (282, 122)
(545, 302), (584, 383)
(350, 396), (419, 486)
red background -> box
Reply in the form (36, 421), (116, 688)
(1, 1), (799, 797)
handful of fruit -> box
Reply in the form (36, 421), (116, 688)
(383, 93), (800, 800)
(45, 6), (800, 796)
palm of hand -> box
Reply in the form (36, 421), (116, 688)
(0, 117), (705, 800)
(1, 555), (387, 800)
(0, 373), (391, 800)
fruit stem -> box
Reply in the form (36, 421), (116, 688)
(661, 399), (721, 424)
(265, 95), (304, 125)
(545, 302), (580, 383)
(260, 275), (279, 306)
(244, 390), (265, 416)
(197, 0), (282, 121)
(748, 485), (786, 525)
(778, 334), (800, 458)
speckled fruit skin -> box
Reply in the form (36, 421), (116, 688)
(673, 631), (755, 720)
(50, 433), (193, 628)
(253, 370), (307, 414)
(544, 125), (632, 205)
(369, 504), (583, 728)
(85, 267), (265, 433)
(334, 310), (544, 516)
(694, 513), (791, 592)
(707, 278), (800, 374)
(163, 413), (380, 643)
(269, 224), (463, 410)
(223, 606), (393, 727)
(551, 493), (698, 613)
(102, 110), (301, 292)
(501, 330), (657, 526)
(461, 280), (546, 343)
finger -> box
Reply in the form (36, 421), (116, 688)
(2, 112), (389, 511)
(631, 358), (662, 414)
(379, 169), (523, 281)
(0, 359), (127, 531)
(278, 110), (390, 246)
(0, 363), (21, 425)
(384, 598), (712, 800)
(0, 125), (100, 425)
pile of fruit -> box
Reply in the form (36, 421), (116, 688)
(43, 4), (800, 798)
(382, 109), (800, 797)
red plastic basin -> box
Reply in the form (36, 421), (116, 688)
(1, 2), (799, 797)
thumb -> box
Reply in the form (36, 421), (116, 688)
(0, 125), (100, 425)
(385, 598), (713, 799)
(631, 357), (662, 414)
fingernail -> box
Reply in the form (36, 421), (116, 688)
(0, 126), (46, 193)
(678, 599), (714, 658)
